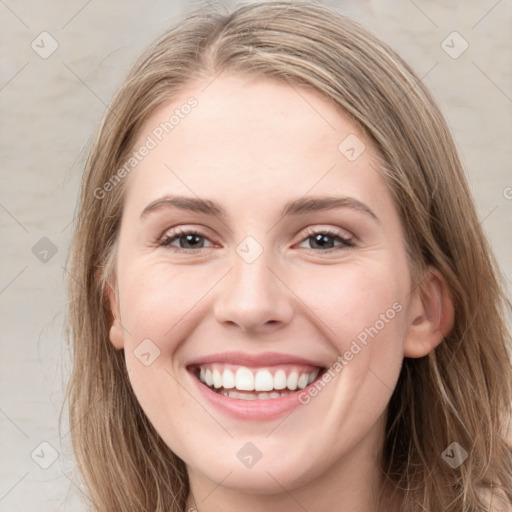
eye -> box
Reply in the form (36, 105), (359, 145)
(158, 228), (214, 250)
(157, 227), (354, 253)
(297, 228), (354, 251)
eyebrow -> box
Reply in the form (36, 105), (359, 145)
(140, 194), (380, 223)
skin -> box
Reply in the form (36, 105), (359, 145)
(107, 74), (454, 512)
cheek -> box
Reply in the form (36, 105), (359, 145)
(118, 262), (206, 344)
(123, 360), (197, 460)
(116, 261), (200, 437)
(291, 260), (408, 395)
(115, 264), (202, 407)
(295, 260), (407, 344)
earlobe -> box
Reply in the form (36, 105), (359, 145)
(404, 267), (454, 358)
(109, 322), (124, 350)
(106, 278), (125, 350)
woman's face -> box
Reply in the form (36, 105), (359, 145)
(108, 74), (426, 495)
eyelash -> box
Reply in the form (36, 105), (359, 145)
(158, 227), (354, 253)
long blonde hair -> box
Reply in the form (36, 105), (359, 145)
(65, 2), (512, 510)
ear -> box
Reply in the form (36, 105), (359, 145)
(105, 277), (125, 350)
(403, 267), (454, 358)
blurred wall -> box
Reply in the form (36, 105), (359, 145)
(0, 1), (510, 510)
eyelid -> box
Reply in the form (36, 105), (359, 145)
(299, 225), (354, 241)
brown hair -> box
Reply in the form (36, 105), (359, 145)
(65, 2), (512, 510)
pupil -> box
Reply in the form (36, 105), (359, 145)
(313, 233), (333, 249)
(182, 234), (202, 248)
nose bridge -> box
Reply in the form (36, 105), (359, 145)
(213, 245), (293, 331)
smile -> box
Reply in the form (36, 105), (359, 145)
(194, 364), (321, 400)
(186, 352), (328, 419)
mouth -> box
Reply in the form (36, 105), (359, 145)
(189, 363), (325, 401)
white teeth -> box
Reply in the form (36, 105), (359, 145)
(254, 369), (274, 391)
(297, 373), (309, 389)
(223, 389), (292, 400)
(308, 368), (319, 384)
(287, 371), (298, 390)
(198, 365), (321, 393)
(212, 369), (223, 389)
(235, 367), (254, 391)
(222, 368), (235, 389)
(228, 390), (258, 400)
(274, 369), (287, 390)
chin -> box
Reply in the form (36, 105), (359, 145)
(187, 447), (326, 495)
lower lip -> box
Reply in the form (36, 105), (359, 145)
(188, 371), (317, 421)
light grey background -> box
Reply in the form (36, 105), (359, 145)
(1, 1), (511, 510)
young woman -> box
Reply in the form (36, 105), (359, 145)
(66, 2), (512, 511)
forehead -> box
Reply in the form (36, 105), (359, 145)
(124, 74), (387, 213)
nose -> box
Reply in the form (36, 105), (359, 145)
(213, 251), (294, 333)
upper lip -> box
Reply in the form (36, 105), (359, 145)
(187, 351), (326, 369)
